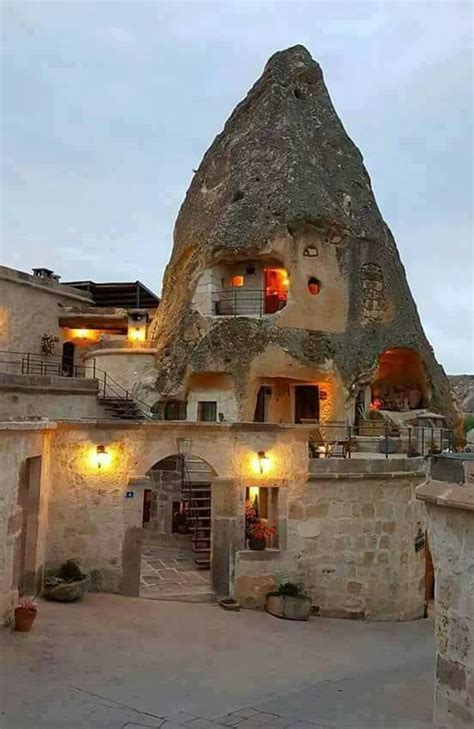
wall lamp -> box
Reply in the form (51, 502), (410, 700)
(96, 445), (110, 469)
(257, 450), (270, 475)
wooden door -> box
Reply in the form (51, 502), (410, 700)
(294, 385), (320, 423)
(142, 489), (152, 526)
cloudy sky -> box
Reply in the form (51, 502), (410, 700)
(1, 1), (472, 372)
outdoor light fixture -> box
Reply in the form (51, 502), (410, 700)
(96, 445), (110, 469)
(257, 450), (269, 475)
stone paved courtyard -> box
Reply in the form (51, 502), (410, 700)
(0, 594), (435, 728)
(140, 544), (213, 601)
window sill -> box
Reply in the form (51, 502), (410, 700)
(238, 548), (281, 561)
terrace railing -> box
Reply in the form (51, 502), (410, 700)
(0, 349), (153, 419)
(213, 289), (287, 317)
(307, 421), (455, 460)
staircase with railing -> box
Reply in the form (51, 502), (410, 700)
(0, 349), (152, 421)
(180, 455), (212, 569)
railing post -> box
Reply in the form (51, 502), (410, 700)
(431, 427), (435, 454)
(347, 425), (351, 459)
(408, 427), (412, 456)
(103, 371), (107, 398)
(384, 424), (389, 459)
(421, 427), (425, 458)
(93, 359), (96, 380)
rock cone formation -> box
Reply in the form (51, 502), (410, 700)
(147, 45), (455, 424)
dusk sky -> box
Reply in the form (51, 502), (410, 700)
(1, 1), (472, 373)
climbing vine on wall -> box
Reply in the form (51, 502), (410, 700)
(41, 331), (58, 356)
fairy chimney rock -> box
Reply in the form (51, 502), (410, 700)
(146, 45), (455, 426)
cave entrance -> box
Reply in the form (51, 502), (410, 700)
(371, 348), (429, 412)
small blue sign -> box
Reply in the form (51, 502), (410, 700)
(126, 491), (135, 499)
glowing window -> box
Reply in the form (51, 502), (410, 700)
(229, 275), (244, 287)
(308, 277), (321, 296)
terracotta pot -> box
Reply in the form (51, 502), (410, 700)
(248, 537), (266, 551)
(14, 606), (37, 632)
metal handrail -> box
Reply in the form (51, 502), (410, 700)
(213, 288), (287, 317)
(0, 348), (152, 418)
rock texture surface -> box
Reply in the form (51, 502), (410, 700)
(147, 45), (454, 421)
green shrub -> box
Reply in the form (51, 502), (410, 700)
(57, 560), (86, 582)
(275, 581), (308, 598)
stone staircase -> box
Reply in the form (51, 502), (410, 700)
(183, 456), (213, 570)
(99, 395), (148, 420)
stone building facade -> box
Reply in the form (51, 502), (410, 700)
(1, 419), (429, 624)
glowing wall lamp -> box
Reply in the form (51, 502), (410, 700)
(95, 444), (110, 469)
(257, 450), (270, 475)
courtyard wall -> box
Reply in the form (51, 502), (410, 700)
(416, 460), (474, 728)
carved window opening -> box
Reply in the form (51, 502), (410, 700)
(197, 401), (217, 422)
(308, 277), (321, 296)
(245, 486), (279, 549)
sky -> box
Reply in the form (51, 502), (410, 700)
(1, 0), (473, 373)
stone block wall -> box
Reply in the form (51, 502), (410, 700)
(235, 462), (427, 621)
(417, 475), (474, 728)
(0, 423), (52, 621)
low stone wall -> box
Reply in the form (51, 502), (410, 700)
(235, 459), (427, 620)
(417, 466), (474, 728)
(0, 373), (100, 420)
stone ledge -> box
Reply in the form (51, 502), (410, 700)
(309, 470), (423, 481)
(0, 420), (57, 431)
(416, 479), (474, 511)
(238, 549), (281, 561)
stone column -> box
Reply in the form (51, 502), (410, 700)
(211, 478), (244, 598)
(416, 459), (474, 729)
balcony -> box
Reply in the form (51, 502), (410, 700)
(213, 288), (287, 318)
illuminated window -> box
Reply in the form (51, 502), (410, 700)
(308, 277), (321, 296)
(229, 275), (244, 287)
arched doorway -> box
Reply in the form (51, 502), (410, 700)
(140, 453), (216, 601)
(371, 348), (429, 412)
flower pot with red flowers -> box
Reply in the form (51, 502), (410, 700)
(14, 598), (38, 632)
(247, 519), (276, 551)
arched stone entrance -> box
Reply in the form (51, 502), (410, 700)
(139, 453), (217, 602)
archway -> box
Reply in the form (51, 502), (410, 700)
(139, 453), (216, 602)
(371, 348), (429, 412)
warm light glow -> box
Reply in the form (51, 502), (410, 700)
(229, 275), (244, 287)
(265, 268), (289, 300)
(71, 328), (93, 340)
(95, 445), (111, 470)
(128, 326), (146, 342)
(249, 450), (272, 476)
(248, 486), (260, 502)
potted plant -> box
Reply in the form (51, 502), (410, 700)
(14, 598), (38, 632)
(265, 581), (312, 621)
(247, 519), (276, 551)
(42, 559), (88, 602)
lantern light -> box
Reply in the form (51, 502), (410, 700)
(257, 450), (269, 475)
(96, 445), (110, 469)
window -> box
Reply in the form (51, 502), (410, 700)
(197, 401), (217, 422)
(229, 275), (244, 287)
(163, 401), (187, 421)
(307, 277), (321, 295)
(245, 486), (279, 548)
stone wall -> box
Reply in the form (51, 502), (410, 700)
(84, 350), (156, 394)
(0, 422), (53, 620)
(235, 458), (427, 620)
(0, 374), (101, 420)
(0, 266), (90, 355)
(417, 467), (474, 728)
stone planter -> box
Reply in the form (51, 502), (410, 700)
(265, 594), (312, 621)
(42, 578), (88, 602)
(248, 537), (266, 551)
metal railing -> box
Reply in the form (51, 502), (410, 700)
(307, 421), (455, 460)
(213, 289), (287, 317)
(0, 349), (153, 418)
